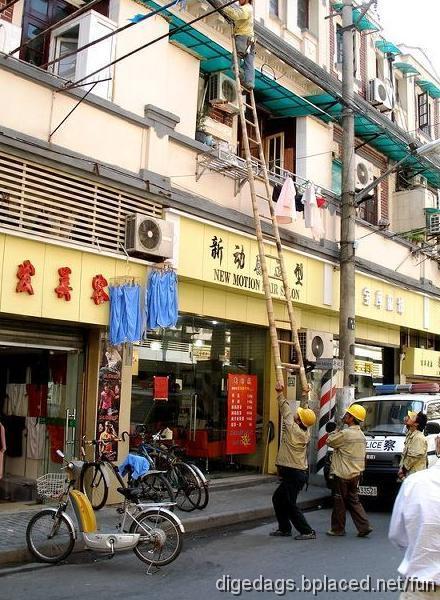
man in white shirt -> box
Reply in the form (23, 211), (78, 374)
(389, 436), (440, 599)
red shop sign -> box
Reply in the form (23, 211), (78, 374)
(226, 374), (257, 455)
(153, 376), (169, 401)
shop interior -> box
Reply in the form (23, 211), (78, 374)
(130, 315), (267, 475)
(0, 346), (83, 503)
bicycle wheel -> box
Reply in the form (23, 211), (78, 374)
(136, 473), (176, 509)
(80, 463), (108, 510)
(26, 509), (75, 563)
(130, 508), (183, 566)
(188, 464), (209, 510)
(173, 463), (201, 512)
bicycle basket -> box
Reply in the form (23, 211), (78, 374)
(36, 472), (67, 499)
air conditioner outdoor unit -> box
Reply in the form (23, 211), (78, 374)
(369, 78), (393, 111)
(294, 330), (334, 363)
(429, 213), (440, 235)
(125, 214), (174, 260)
(207, 72), (239, 113)
(412, 174), (428, 188)
(355, 156), (374, 193)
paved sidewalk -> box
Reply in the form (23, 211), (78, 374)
(0, 477), (330, 568)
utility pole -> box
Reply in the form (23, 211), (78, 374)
(338, 0), (356, 412)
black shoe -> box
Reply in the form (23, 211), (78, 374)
(357, 528), (373, 538)
(269, 530), (291, 537)
(326, 529), (346, 537)
(294, 531), (316, 540)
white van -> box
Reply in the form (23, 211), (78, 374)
(354, 383), (440, 500)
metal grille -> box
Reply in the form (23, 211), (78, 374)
(0, 152), (163, 253)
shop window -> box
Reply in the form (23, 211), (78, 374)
(129, 316), (267, 475)
(297, 0), (309, 30)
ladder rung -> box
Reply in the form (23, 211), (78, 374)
(278, 339), (295, 345)
(275, 318), (291, 323)
(269, 274), (283, 280)
(256, 193), (269, 200)
(244, 102), (253, 110)
(258, 214), (272, 220)
(264, 254), (280, 261)
(245, 119), (257, 127)
(248, 137), (260, 145)
(281, 362), (300, 371)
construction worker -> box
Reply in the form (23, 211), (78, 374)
(270, 382), (317, 540)
(211, 0), (255, 89)
(398, 410), (428, 480)
(326, 404), (372, 538)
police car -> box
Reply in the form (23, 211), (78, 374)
(355, 383), (440, 499)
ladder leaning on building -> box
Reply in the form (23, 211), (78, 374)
(228, 36), (311, 405)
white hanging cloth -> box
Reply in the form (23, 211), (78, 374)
(303, 183), (324, 240)
(275, 177), (297, 224)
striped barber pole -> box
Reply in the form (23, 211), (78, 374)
(316, 369), (337, 474)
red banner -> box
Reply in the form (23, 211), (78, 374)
(153, 376), (169, 401)
(226, 374), (257, 455)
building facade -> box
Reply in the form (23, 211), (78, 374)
(1, 0), (440, 499)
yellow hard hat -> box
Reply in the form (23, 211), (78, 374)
(345, 403), (366, 422)
(407, 411), (418, 419)
(297, 407), (317, 428)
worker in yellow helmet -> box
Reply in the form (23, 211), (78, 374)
(270, 382), (317, 540)
(398, 410), (428, 480)
(326, 403), (372, 538)
(211, 0), (255, 89)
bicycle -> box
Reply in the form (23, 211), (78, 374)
(137, 435), (209, 511)
(79, 434), (175, 511)
(27, 451), (184, 568)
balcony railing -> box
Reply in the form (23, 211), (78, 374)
(0, 151), (163, 253)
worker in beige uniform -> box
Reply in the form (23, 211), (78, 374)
(211, 0), (255, 89)
(271, 382), (317, 540)
(398, 411), (428, 480)
(326, 404), (372, 538)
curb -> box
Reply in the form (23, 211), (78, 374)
(0, 493), (330, 572)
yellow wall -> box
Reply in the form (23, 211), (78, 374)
(0, 234), (147, 325)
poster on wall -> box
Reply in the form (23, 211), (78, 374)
(226, 374), (257, 455)
(96, 342), (122, 461)
(153, 376), (169, 401)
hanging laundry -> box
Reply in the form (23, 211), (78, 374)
(295, 190), (305, 213)
(272, 183), (282, 203)
(5, 383), (28, 417)
(27, 384), (48, 417)
(3, 415), (25, 457)
(0, 421), (6, 480)
(303, 183), (324, 241)
(47, 424), (64, 463)
(109, 283), (142, 345)
(274, 177), (297, 224)
(26, 417), (45, 460)
(145, 268), (179, 330)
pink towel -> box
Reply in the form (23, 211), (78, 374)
(275, 177), (297, 224)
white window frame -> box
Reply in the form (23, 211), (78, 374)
(265, 132), (285, 176)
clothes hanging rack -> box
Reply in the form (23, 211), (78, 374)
(108, 276), (141, 286)
(151, 262), (177, 272)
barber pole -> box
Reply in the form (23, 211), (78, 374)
(316, 369), (337, 474)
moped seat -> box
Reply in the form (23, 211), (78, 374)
(117, 486), (142, 501)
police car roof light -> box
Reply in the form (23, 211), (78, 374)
(396, 384), (412, 393)
(374, 384), (398, 395)
(410, 383), (440, 394)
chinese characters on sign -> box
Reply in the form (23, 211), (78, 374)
(54, 267), (72, 301)
(226, 374), (257, 455)
(14, 259), (109, 306)
(16, 260), (35, 295)
(361, 287), (404, 315)
(210, 236), (224, 265)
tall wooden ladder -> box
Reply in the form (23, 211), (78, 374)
(231, 37), (310, 403)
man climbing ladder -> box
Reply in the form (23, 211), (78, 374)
(211, 0), (255, 89)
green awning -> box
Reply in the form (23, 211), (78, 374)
(331, 2), (379, 32)
(393, 62), (420, 76)
(143, 1), (440, 189)
(375, 40), (401, 56)
(417, 79), (440, 99)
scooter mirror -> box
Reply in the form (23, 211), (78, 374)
(56, 449), (65, 459)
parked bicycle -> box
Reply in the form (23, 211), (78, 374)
(80, 434), (175, 510)
(136, 432), (209, 511)
(27, 451), (184, 568)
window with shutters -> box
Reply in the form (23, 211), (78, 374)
(265, 133), (285, 176)
(297, 0), (309, 29)
(358, 186), (378, 226)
